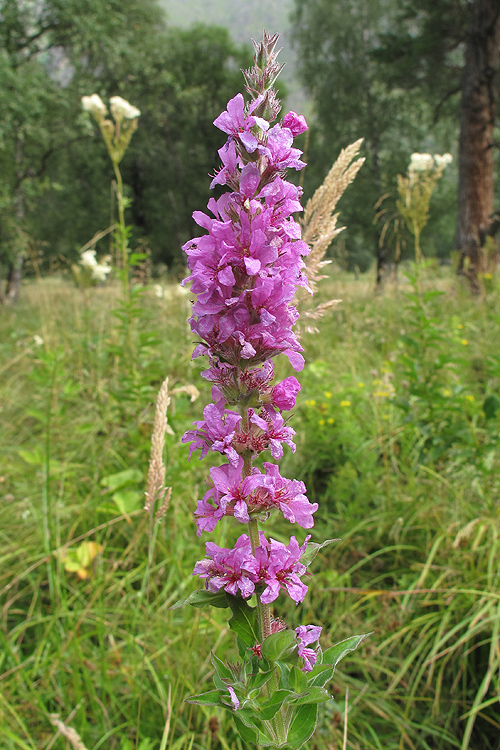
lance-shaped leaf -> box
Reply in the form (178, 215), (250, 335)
(301, 538), (339, 567)
(308, 634), (368, 688)
(247, 667), (274, 696)
(286, 686), (331, 706)
(261, 629), (297, 662)
(286, 703), (318, 749)
(258, 690), (294, 720)
(322, 633), (368, 666)
(287, 665), (308, 694)
(185, 690), (222, 706)
(233, 716), (276, 748)
(170, 589), (228, 609)
(227, 596), (258, 647)
(211, 652), (233, 680)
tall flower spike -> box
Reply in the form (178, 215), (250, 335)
(179, 32), (367, 749)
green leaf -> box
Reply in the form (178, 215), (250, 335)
(301, 539), (339, 567)
(286, 703), (318, 749)
(100, 468), (142, 491)
(247, 668), (273, 695)
(307, 663), (335, 688)
(288, 665), (308, 694)
(322, 634), (368, 668)
(233, 716), (258, 745)
(232, 708), (262, 730)
(129, 252), (148, 266)
(258, 690), (293, 720)
(289, 686), (331, 706)
(185, 690), (221, 705)
(261, 629), (297, 662)
(170, 589), (228, 610)
(483, 394), (500, 420)
(112, 489), (142, 515)
(308, 634), (368, 688)
(211, 653), (232, 680)
(227, 596), (258, 647)
(18, 447), (44, 465)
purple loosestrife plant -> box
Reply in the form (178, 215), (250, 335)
(173, 32), (367, 749)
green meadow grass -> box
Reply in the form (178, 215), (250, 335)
(1, 268), (499, 750)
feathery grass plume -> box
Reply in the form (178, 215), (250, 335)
(145, 376), (171, 518)
(49, 715), (89, 750)
(297, 139), (364, 333)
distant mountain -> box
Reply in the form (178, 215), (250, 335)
(159, 0), (307, 111)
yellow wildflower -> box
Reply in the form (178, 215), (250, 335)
(305, 399), (316, 407)
(461, 339), (468, 346)
(340, 400), (351, 407)
(324, 391), (332, 399)
(327, 418), (335, 424)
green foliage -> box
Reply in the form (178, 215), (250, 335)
(291, 0), (458, 270)
(0, 1), (253, 278)
(2, 268), (500, 749)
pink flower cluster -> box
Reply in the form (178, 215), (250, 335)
(183, 52), (321, 669)
(194, 457), (317, 536)
(193, 533), (310, 604)
(182, 92), (310, 371)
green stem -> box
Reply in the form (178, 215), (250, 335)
(112, 160), (129, 303)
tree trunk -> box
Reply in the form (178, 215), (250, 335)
(456, 0), (500, 293)
(3, 137), (26, 305)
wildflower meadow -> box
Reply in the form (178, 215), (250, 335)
(2, 12), (500, 750)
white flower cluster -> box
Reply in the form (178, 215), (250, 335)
(434, 153), (453, 169)
(81, 94), (140, 123)
(80, 249), (112, 282)
(409, 152), (453, 172)
(81, 94), (107, 118)
(109, 96), (141, 121)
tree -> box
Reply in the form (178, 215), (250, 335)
(0, 0), (164, 301)
(291, 0), (438, 276)
(0, 0), (252, 301)
(374, 0), (500, 292)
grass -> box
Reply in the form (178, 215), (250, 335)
(1, 266), (499, 749)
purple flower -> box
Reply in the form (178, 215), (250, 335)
(295, 624), (322, 672)
(261, 462), (318, 528)
(193, 534), (257, 598)
(282, 111), (308, 137)
(182, 395), (242, 466)
(249, 408), (296, 459)
(272, 376), (301, 411)
(213, 93), (268, 154)
(258, 125), (306, 172)
(227, 685), (240, 710)
(254, 534), (310, 604)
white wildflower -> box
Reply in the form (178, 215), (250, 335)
(81, 94), (107, 118)
(33, 334), (44, 347)
(154, 284), (164, 299)
(91, 263), (112, 282)
(409, 153), (434, 172)
(434, 153), (453, 169)
(80, 249), (98, 269)
(110, 96), (141, 122)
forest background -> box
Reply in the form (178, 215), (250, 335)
(2, 0), (498, 291)
(2, 2), (500, 750)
